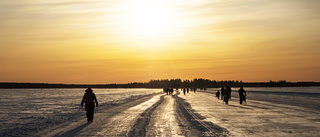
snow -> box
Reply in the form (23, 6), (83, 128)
(145, 95), (182, 136)
(0, 88), (162, 136)
(0, 87), (319, 136)
(178, 87), (320, 136)
(96, 94), (162, 136)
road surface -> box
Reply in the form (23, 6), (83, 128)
(35, 90), (319, 137)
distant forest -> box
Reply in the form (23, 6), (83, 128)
(1, 78), (320, 88)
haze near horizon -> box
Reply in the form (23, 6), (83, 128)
(1, 0), (320, 84)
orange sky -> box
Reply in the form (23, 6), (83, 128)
(1, 0), (320, 84)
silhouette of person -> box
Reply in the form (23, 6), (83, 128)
(164, 88), (169, 95)
(224, 86), (231, 104)
(216, 90), (220, 99)
(221, 87), (225, 100)
(226, 86), (232, 99)
(81, 88), (98, 123)
(238, 86), (247, 104)
(183, 88), (186, 95)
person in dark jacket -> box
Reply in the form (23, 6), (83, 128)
(238, 86), (247, 104)
(221, 87), (225, 100)
(216, 90), (220, 99)
(224, 86), (231, 104)
(226, 86), (232, 99)
(81, 88), (98, 123)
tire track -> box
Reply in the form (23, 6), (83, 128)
(129, 91), (230, 137)
(175, 94), (230, 137)
(36, 93), (162, 137)
(145, 95), (183, 136)
(127, 95), (165, 137)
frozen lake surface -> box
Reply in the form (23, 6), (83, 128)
(212, 87), (320, 110)
(185, 87), (320, 136)
(0, 87), (319, 136)
(0, 88), (162, 136)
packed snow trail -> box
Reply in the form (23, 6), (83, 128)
(35, 90), (320, 137)
(36, 91), (229, 137)
(176, 94), (230, 136)
(129, 91), (229, 137)
(36, 94), (163, 137)
(145, 95), (182, 136)
(95, 94), (163, 136)
(178, 91), (320, 137)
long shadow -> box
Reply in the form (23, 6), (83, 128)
(228, 104), (253, 110)
(53, 123), (89, 137)
(244, 104), (270, 110)
(205, 90), (320, 111)
(248, 91), (320, 97)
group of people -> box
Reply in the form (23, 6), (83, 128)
(218, 86), (232, 104)
(216, 86), (247, 104)
(79, 86), (247, 123)
(163, 88), (174, 95)
(182, 88), (198, 95)
(163, 87), (198, 95)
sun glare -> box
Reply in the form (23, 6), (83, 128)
(127, 6), (171, 35)
(113, 1), (185, 46)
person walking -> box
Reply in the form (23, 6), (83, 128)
(226, 86), (232, 99)
(216, 90), (220, 99)
(238, 86), (247, 104)
(223, 86), (231, 104)
(221, 87), (225, 100)
(81, 88), (98, 123)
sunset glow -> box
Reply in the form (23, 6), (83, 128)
(110, 0), (189, 48)
(0, 0), (320, 84)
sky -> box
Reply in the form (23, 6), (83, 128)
(1, 0), (320, 84)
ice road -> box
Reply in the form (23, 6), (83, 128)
(33, 88), (319, 137)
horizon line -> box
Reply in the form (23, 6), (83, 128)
(1, 79), (319, 85)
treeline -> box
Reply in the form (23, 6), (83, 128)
(1, 79), (320, 89)
(142, 79), (320, 88)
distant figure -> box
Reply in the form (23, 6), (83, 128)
(221, 87), (225, 100)
(164, 88), (169, 95)
(81, 88), (98, 123)
(187, 88), (189, 93)
(183, 88), (186, 95)
(170, 88), (174, 95)
(226, 86), (232, 99)
(194, 88), (197, 93)
(216, 90), (220, 99)
(223, 86), (231, 104)
(163, 88), (167, 94)
(238, 87), (247, 104)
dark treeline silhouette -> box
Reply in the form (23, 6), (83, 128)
(1, 79), (320, 89)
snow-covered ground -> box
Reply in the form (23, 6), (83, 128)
(180, 87), (320, 136)
(0, 87), (319, 136)
(0, 88), (162, 136)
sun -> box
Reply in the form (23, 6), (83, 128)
(126, 6), (171, 36)
(113, 0), (184, 46)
